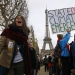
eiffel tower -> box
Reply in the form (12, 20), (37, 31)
(41, 8), (53, 56)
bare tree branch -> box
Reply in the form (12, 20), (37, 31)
(0, 0), (29, 29)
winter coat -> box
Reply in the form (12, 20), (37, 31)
(0, 36), (25, 68)
(59, 33), (70, 57)
(70, 41), (75, 68)
(29, 47), (37, 69)
(0, 36), (15, 68)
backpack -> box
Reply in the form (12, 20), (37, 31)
(44, 57), (48, 64)
(53, 43), (62, 57)
(51, 57), (58, 64)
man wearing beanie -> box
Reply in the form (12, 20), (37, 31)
(53, 34), (63, 75)
(59, 29), (71, 75)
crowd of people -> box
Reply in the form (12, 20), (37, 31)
(43, 29), (75, 75)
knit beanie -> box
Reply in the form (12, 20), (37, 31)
(57, 34), (63, 42)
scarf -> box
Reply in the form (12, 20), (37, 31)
(1, 24), (32, 75)
(57, 38), (62, 42)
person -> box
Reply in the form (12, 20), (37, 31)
(0, 15), (31, 75)
(70, 35), (75, 74)
(69, 41), (74, 75)
(37, 56), (41, 70)
(43, 55), (48, 72)
(35, 54), (38, 75)
(29, 42), (38, 75)
(48, 53), (53, 75)
(53, 34), (63, 75)
(59, 29), (71, 75)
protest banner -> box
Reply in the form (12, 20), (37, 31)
(48, 7), (75, 33)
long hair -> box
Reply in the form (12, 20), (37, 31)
(14, 15), (30, 36)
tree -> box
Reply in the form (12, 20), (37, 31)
(0, 0), (29, 30)
(28, 25), (39, 53)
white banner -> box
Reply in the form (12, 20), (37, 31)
(48, 7), (75, 33)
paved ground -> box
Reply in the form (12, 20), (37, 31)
(37, 66), (74, 75)
(37, 66), (49, 75)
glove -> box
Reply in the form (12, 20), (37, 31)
(66, 29), (71, 33)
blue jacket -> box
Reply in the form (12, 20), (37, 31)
(59, 33), (70, 57)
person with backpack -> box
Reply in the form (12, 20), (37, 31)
(59, 29), (71, 75)
(43, 55), (48, 72)
(48, 53), (53, 75)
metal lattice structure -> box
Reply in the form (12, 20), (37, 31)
(41, 8), (54, 56)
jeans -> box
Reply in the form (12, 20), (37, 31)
(61, 56), (70, 75)
(31, 68), (35, 75)
(49, 67), (52, 75)
(0, 65), (8, 75)
(73, 57), (75, 68)
(7, 61), (24, 75)
(44, 64), (48, 72)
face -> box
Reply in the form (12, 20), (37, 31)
(15, 16), (22, 26)
(29, 42), (33, 48)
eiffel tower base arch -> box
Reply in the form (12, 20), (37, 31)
(40, 49), (54, 57)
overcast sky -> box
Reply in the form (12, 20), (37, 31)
(27, 0), (75, 50)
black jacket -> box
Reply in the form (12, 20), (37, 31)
(29, 47), (37, 69)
